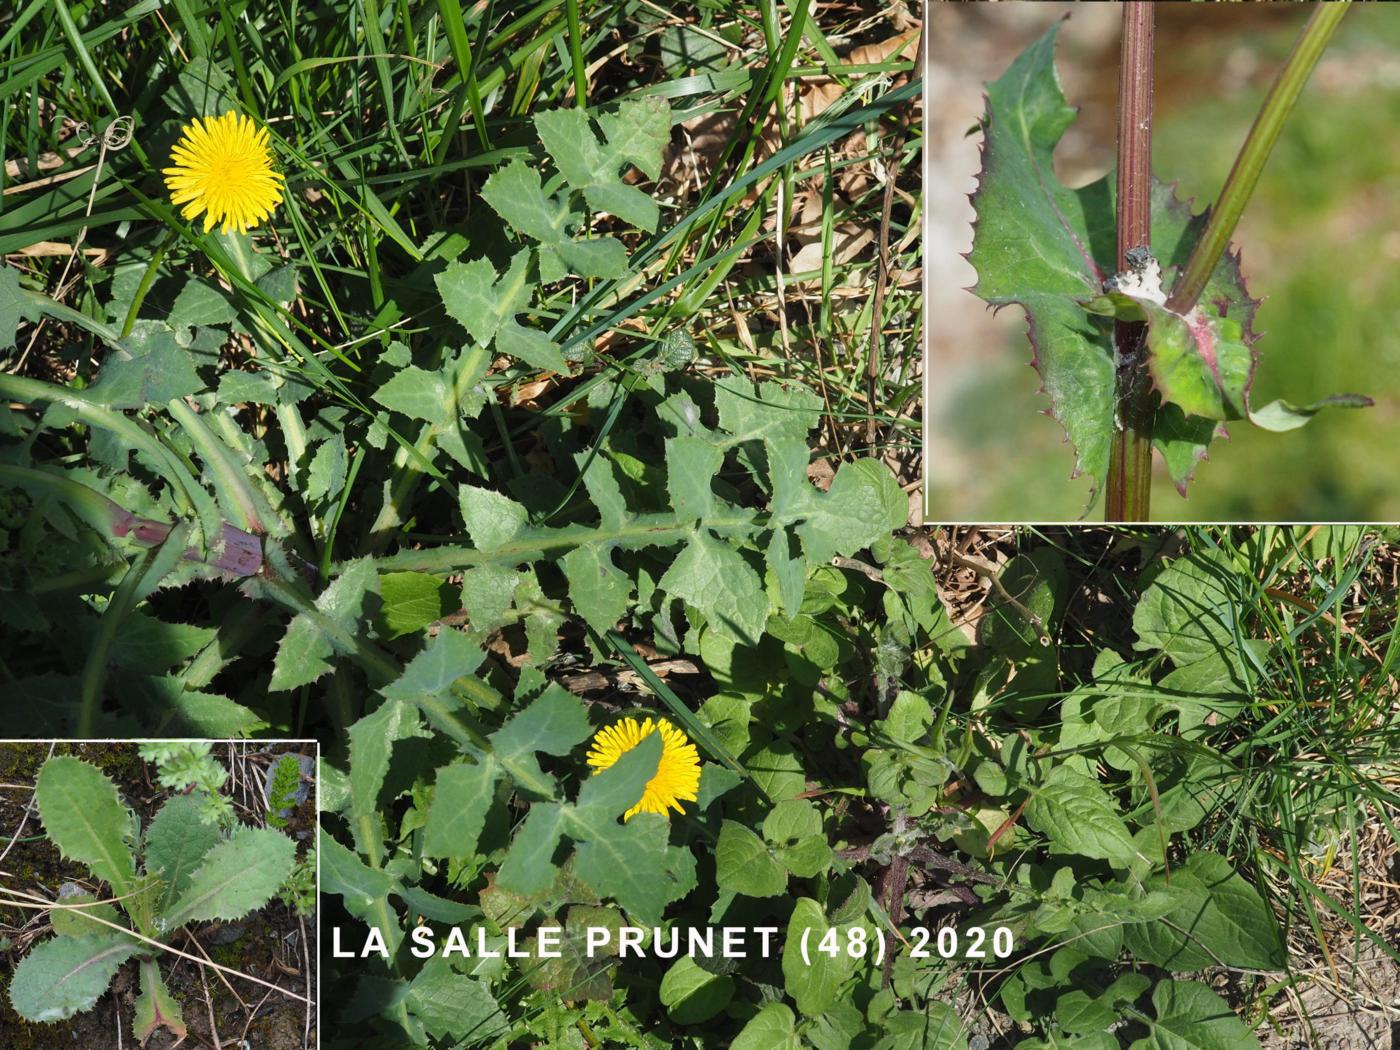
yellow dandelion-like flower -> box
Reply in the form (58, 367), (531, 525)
(162, 111), (284, 234)
(586, 716), (701, 821)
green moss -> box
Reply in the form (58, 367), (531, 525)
(205, 939), (247, 968)
(204, 918), (273, 969)
(86, 743), (147, 785)
(0, 742), (147, 788)
(0, 743), (48, 781)
(245, 1008), (304, 1045)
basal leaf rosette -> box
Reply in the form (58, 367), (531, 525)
(965, 22), (1358, 505)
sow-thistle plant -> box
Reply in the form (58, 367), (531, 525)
(162, 110), (284, 233)
(586, 717), (701, 821)
(6, 756), (297, 1039)
(967, 4), (1367, 520)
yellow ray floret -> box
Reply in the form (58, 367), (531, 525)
(585, 716), (701, 821)
(162, 111), (285, 234)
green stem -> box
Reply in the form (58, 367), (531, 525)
(1167, 2), (1350, 313)
(564, 0), (587, 106)
(78, 526), (187, 736)
(326, 667), (360, 741)
(254, 569), (495, 752)
(367, 515), (734, 575)
(120, 231), (176, 339)
(166, 397), (276, 535)
(0, 462), (132, 537)
(364, 343), (488, 553)
(207, 405), (299, 537)
(26, 563), (120, 595)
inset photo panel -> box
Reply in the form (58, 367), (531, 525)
(924, 3), (1400, 523)
(0, 740), (317, 1048)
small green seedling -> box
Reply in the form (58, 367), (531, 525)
(138, 741), (235, 827)
(7, 755), (296, 1040)
(266, 752), (304, 830)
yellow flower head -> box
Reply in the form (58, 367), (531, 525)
(162, 111), (285, 234)
(586, 716), (701, 821)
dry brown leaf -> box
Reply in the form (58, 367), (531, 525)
(795, 30), (922, 126)
(6, 242), (108, 263)
(807, 458), (836, 492)
(593, 317), (646, 355)
(660, 110), (738, 200)
(730, 305), (757, 355)
(3, 146), (84, 181)
(663, 28), (920, 207)
(486, 626), (532, 669)
(788, 221), (875, 275)
(905, 489), (922, 529)
(510, 377), (553, 406)
(848, 30), (921, 70)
